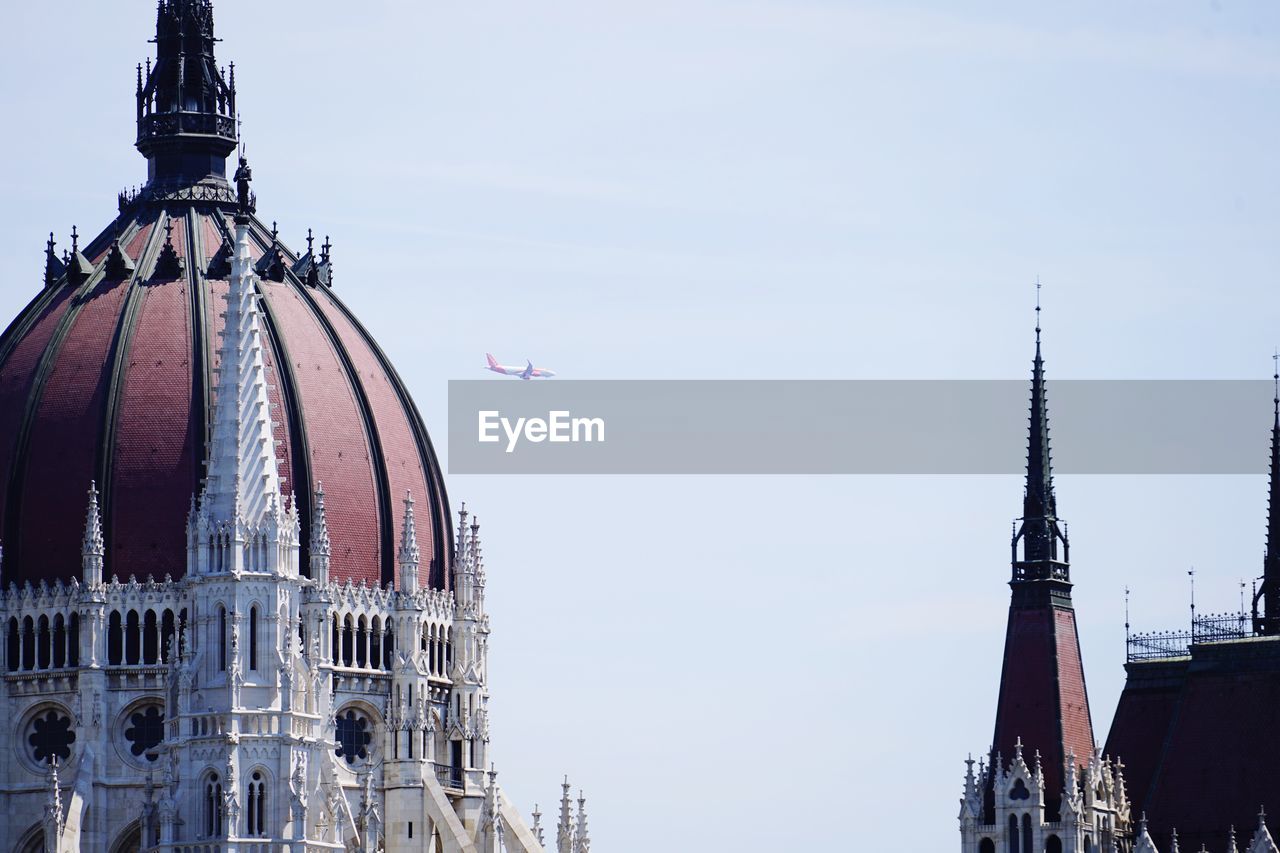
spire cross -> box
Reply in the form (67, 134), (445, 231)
(306, 229), (314, 255)
(71, 226), (79, 253)
(46, 233), (55, 255)
(322, 236), (331, 263)
(271, 221), (279, 245)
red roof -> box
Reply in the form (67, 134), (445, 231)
(0, 206), (450, 588)
(990, 601), (1096, 815)
(1106, 638), (1280, 851)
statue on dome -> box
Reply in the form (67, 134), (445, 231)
(234, 154), (253, 214)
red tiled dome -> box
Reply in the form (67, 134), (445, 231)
(0, 207), (451, 589)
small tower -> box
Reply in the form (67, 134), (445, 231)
(310, 482), (331, 585)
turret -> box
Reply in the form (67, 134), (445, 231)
(310, 483), (331, 585)
(398, 492), (420, 595)
(81, 482), (104, 586)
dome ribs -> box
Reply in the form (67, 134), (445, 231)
(6, 229), (144, 582)
(239, 220), (383, 586)
(310, 292), (435, 590)
(316, 288), (453, 590)
(0, 286), (78, 567)
(280, 265), (395, 588)
(98, 213), (171, 570)
(103, 209), (199, 579)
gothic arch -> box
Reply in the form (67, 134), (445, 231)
(109, 820), (143, 853)
(14, 823), (43, 853)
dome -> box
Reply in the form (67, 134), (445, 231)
(0, 1), (450, 589)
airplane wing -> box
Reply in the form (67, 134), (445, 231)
(521, 360), (535, 380)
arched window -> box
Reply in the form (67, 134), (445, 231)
(218, 607), (227, 672)
(249, 607), (259, 672)
(1008, 815), (1019, 853)
(143, 610), (158, 664)
(37, 615), (50, 670)
(204, 772), (223, 838)
(356, 616), (368, 668)
(979, 840), (996, 853)
(384, 623), (394, 669)
(8, 617), (20, 671)
(108, 611), (122, 665)
(52, 615), (66, 669)
(370, 617), (382, 670)
(1046, 835), (1063, 853)
(1083, 837), (1092, 853)
(22, 616), (35, 670)
(247, 771), (267, 836)
(160, 609), (175, 663)
(125, 610), (141, 665)
(1022, 813), (1032, 853)
(68, 613), (79, 667)
(342, 616), (354, 667)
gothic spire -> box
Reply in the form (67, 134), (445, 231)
(398, 491), (420, 594)
(1259, 356), (1280, 633)
(556, 777), (574, 853)
(82, 482), (105, 586)
(310, 482), (331, 585)
(199, 217), (284, 529)
(136, 0), (238, 186)
(1012, 285), (1068, 579)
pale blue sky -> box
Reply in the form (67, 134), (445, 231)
(2, 2), (1279, 849)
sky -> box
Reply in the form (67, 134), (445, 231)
(2, 1), (1280, 849)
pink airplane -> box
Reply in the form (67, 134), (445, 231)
(485, 353), (557, 379)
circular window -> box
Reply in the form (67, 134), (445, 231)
(124, 705), (165, 761)
(28, 709), (75, 766)
(334, 709), (372, 765)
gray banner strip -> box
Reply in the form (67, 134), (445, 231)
(447, 380), (1274, 475)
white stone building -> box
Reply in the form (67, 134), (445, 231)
(0, 3), (591, 851)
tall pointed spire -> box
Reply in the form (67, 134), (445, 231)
(1012, 282), (1069, 580)
(136, 0), (238, 185)
(199, 217), (284, 529)
(82, 481), (105, 586)
(1257, 354), (1280, 634)
(987, 282), (1094, 824)
(398, 491), (420, 594)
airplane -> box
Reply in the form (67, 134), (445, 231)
(485, 353), (556, 380)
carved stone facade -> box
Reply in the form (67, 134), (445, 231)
(0, 215), (565, 852)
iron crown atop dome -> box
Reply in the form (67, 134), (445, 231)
(136, 0), (238, 188)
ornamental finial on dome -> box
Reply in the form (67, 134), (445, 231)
(82, 481), (104, 587)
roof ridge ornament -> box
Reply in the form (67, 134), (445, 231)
(43, 232), (65, 289)
(152, 217), (184, 280)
